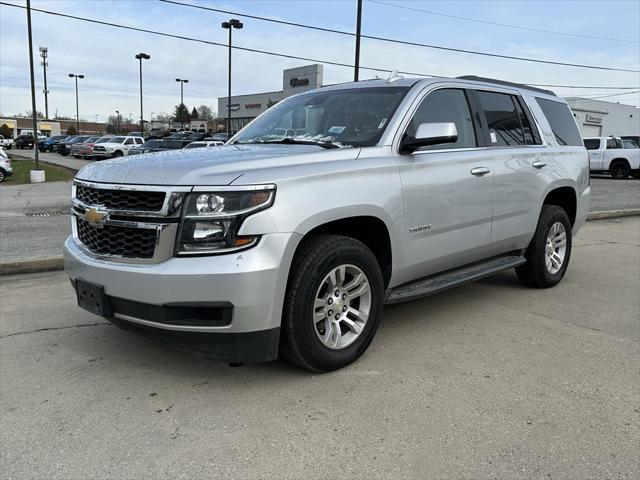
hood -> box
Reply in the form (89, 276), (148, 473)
(76, 144), (360, 186)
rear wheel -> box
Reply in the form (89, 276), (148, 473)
(610, 160), (631, 179)
(516, 205), (572, 288)
(0, 169), (5, 183)
(280, 235), (385, 372)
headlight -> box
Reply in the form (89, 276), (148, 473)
(176, 186), (275, 255)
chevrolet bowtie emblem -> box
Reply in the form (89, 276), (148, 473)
(84, 207), (109, 227)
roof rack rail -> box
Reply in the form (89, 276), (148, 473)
(456, 76), (556, 96)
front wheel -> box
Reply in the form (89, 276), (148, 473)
(516, 205), (572, 288)
(111, 150), (123, 157)
(280, 235), (385, 372)
(0, 169), (5, 183)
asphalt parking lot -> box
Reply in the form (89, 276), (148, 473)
(1, 217), (638, 479)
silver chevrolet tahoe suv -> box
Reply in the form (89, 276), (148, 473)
(64, 75), (590, 372)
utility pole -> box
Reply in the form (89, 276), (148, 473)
(26, 0), (40, 172)
(354, 0), (362, 82)
(39, 46), (49, 119)
(135, 52), (150, 135)
(222, 19), (243, 136)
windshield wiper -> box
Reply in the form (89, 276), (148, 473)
(240, 138), (340, 149)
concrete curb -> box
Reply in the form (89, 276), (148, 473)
(1, 209), (638, 276)
(0, 256), (64, 276)
(587, 208), (640, 220)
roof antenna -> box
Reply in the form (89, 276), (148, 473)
(386, 70), (403, 83)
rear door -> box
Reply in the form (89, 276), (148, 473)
(473, 89), (547, 254)
(584, 138), (603, 170)
(396, 86), (495, 279)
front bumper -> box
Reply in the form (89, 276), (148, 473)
(64, 232), (301, 361)
(91, 151), (111, 158)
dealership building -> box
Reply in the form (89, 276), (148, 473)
(565, 97), (639, 138)
(217, 64), (323, 133)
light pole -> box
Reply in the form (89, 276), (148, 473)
(175, 78), (189, 130)
(115, 110), (121, 134)
(26, 0), (40, 174)
(354, 0), (362, 82)
(221, 19), (243, 136)
(135, 52), (150, 135)
(39, 46), (49, 119)
(68, 73), (84, 134)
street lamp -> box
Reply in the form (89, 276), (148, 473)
(68, 73), (84, 134)
(135, 52), (150, 135)
(115, 110), (121, 134)
(175, 78), (189, 130)
(221, 18), (243, 136)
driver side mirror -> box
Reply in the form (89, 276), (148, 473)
(400, 122), (458, 153)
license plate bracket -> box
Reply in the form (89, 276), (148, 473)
(76, 280), (113, 317)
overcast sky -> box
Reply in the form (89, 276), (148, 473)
(1, 0), (639, 122)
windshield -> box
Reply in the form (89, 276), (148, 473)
(95, 137), (112, 143)
(185, 142), (205, 149)
(233, 86), (410, 148)
(143, 140), (162, 148)
(109, 137), (126, 143)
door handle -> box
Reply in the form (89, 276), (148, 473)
(470, 167), (491, 176)
(532, 160), (548, 169)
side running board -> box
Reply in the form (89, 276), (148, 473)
(385, 255), (526, 305)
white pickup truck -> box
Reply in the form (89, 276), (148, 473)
(0, 135), (14, 150)
(584, 136), (640, 179)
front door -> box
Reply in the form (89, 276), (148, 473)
(396, 88), (494, 281)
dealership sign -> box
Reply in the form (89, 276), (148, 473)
(289, 77), (309, 88)
(585, 113), (603, 124)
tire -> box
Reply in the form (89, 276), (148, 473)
(112, 150), (123, 157)
(516, 205), (572, 288)
(609, 160), (631, 179)
(0, 169), (5, 183)
(280, 234), (385, 372)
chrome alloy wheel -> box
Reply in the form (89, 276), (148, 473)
(545, 222), (567, 274)
(312, 264), (372, 350)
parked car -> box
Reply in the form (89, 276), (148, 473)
(183, 132), (208, 141)
(91, 136), (145, 159)
(584, 136), (640, 179)
(209, 132), (228, 142)
(15, 134), (36, 149)
(0, 148), (12, 182)
(128, 139), (190, 155)
(38, 135), (68, 152)
(57, 136), (91, 156)
(185, 140), (224, 149)
(65, 75), (590, 371)
(0, 135), (14, 150)
(70, 136), (103, 158)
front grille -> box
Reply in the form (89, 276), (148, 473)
(77, 218), (157, 259)
(76, 185), (165, 211)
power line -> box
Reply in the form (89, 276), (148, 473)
(160, 0), (640, 73)
(368, 0), (639, 44)
(571, 90), (640, 100)
(0, 2), (435, 77)
(1, 1), (638, 91)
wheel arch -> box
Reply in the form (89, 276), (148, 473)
(294, 212), (394, 288)
(543, 185), (577, 226)
(608, 157), (631, 169)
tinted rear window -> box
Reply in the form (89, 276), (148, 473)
(583, 139), (601, 150)
(535, 98), (582, 146)
(477, 91), (525, 146)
